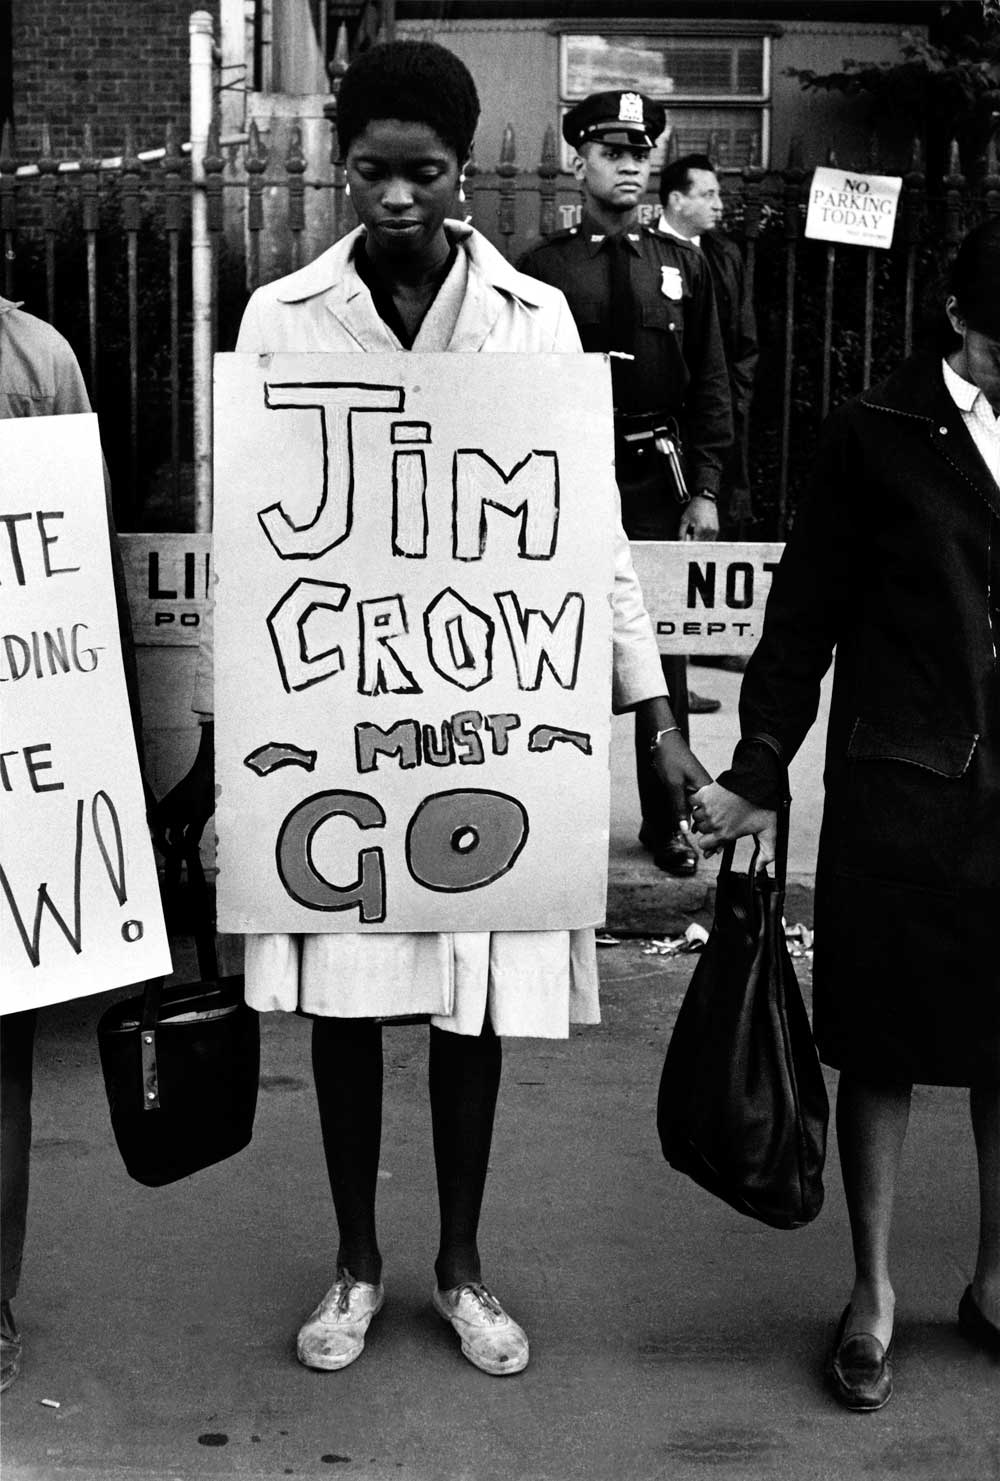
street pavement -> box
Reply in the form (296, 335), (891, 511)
(4, 663), (997, 1480)
(3, 941), (997, 1481)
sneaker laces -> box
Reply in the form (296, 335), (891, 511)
(456, 1282), (505, 1322)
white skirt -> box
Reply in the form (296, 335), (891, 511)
(244, 929), (601, 1038)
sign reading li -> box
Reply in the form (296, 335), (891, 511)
(0, 415), (171, 1012)
(805, 166), (902, 250)
(213, 353), (617, 935)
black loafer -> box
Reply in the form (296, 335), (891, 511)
(958, 1286), (1000, 1354)
(688, 689), (722, 715)
(826, 1306), (894, 1412)
(656, 830), (698, 877)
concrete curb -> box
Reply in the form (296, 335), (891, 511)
(604, 862), (816, 936)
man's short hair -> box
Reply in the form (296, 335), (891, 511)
(659, 153), (717, 207)
(949, 217), (1000, 339)
(337, 40), (480, 163)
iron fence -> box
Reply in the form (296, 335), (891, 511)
(3, 100), (997, 537)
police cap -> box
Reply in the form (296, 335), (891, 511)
(562, 91), (666, 152)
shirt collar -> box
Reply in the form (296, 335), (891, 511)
(942, 356), (989, 415)
(579, 215), (642, 257)
(656, 213), (699, 249)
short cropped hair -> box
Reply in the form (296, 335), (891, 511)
(949, 217), (1000, 338)
(336, 40), (480, 163)
(659, 153), (716, 206)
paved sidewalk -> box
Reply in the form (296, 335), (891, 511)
(605, 665), (830, 934)
(3, 944), (997, 1481)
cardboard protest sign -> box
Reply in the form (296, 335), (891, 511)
(214, 353), (616, 934)
(805, 166), (902, 250)
(629, 541), (785, 655)
(120, 533), (212, 646)
(0, 415), (171, 1011)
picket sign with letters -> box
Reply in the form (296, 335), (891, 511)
(0, 415), (171, 1011)
(805, 166), (902, 250)
(213, 353), (616, 934)
(120, 533), (212, 645)
(629, 541), (785, 655)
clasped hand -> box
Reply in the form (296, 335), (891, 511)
(688, 781), (777, 866)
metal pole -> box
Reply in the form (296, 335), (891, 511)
(190, 9), (214, 533)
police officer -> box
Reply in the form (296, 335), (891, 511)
(519, 92), (732, 876)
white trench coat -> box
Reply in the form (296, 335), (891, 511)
(196, 222), (667, 1036)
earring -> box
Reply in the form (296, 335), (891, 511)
(458, 173), (466, 204)
(345, 180), (351, 197)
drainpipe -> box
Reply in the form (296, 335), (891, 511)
(190, 9), (214, 532)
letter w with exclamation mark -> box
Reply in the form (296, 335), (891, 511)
(391, 422), (431, 558)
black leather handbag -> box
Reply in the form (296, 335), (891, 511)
(656, 802), (829, 1229)
(98, 850), (259, 1187)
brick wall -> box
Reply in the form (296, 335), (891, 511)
(11, 0), (221, 160)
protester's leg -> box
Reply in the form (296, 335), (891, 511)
(429, 1019), (501, 1290)
(428, 1019), (528, 1375)
(1, 1010), (38, 1305)
(969, 1081), (1000, 1325)
(835, 1073), (912, 1348)
(1, 1009), (38, 1390)
(311, 1016), (384, 1284)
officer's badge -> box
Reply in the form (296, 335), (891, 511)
(618, 92), (645, 125)
(660, 265), (684, 300)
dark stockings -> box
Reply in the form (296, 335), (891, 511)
(311, 1017), (502, 1291)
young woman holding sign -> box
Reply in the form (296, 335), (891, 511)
(161, 40), (709, 1377)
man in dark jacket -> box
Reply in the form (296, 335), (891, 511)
(519, 94), (732, 875)
(657, 153), (758, 534)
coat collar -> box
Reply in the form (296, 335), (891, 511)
(861, 353), (1000, 520)
(271, 221), (552, 351)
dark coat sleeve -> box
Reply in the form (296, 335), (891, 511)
(680, 255), (733, 495)
(723, 246), (758, 420)
(716, 408), (860, 806)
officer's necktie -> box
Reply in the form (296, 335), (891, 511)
(606, 234), (636, 408)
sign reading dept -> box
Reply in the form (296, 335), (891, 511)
(213, 354), (616, 935)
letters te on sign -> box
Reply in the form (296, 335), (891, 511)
(804, 166), (902, 250)
(213, 353), (617, 935)
(629, 541), (785, 656)
(0, 415), (171, 1011)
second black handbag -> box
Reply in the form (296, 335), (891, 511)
(656, 802), (829, 1229)
(98, 848), (260, 1188)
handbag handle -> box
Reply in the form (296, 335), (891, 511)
(138, 843), (220, 1112)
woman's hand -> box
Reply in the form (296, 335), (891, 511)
(689, 781), (777, 864)
(651, 730), (714, 834)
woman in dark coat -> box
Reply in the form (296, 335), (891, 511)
(692, 219), (1000, 1411)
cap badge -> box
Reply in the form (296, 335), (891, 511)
(660, 265), (684, 301)
(618, 92), (645, 125)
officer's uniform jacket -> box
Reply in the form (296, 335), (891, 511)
(518, 218), (732, 496)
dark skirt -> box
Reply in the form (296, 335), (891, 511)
(810, 743), (1000, 1087)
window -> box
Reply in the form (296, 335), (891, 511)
(559, 30), (771, 172)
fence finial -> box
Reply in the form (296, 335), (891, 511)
(0, 119), (13, 173)
(537, 124), (558, 239)
(497, 124), (518, 255)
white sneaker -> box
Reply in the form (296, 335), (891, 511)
(432, 1281), (529, 1376)
(297, 1270), (385, 1371)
